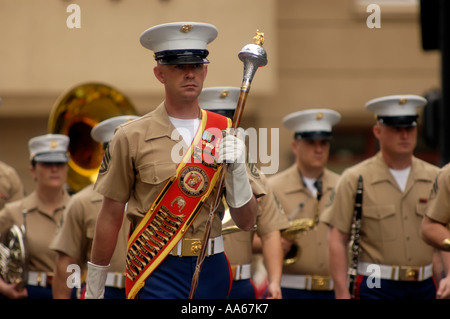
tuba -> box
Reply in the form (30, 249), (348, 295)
(48, 82), (138, 193)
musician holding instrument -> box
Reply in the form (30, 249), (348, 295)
(321, 95), (439, 299)
(420, 163), (450, 299)
(0, 134), (71, 299)
(85, 22), (258, 299)
(199, 87), (289, 299)
(50, 115), (138, 299)
(268, 109), (341, 299)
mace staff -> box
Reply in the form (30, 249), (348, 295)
(188, 30), (268, 299)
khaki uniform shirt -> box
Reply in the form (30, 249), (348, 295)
(320, 152), (439, 266)
(0, 190), (71, 273)
(50, 184), (129, 273)
(0, 161), (24, 210)
(425, 162), (450, 224)
(94, 103), (247, 239)
(223, 164), (289, 266)
(269, 164), (340, 276)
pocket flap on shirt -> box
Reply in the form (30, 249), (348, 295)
(139, 162), (176, 185)
(364, 205), (396, 220)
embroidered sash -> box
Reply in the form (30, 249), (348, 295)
(125, 110), (231, 299)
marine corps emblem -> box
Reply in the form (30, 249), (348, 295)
(179, 166), (209, 197)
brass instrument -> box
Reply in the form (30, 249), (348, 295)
(281, 218), (317, 265)
(0, 211), (28, 289)
(222, 224), (257, 235)
(221, 196), (257, 235)
(48, 82), (138, 193)
(281, 177), (322, 265)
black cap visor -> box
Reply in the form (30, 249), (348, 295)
(155, 49), (209, 65)
(294, 131), (332, 141)
(377, 115), (418, 128)
(32, 152), (70, 163)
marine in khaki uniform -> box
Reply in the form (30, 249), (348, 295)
(50, 115), (138, 299)
(269, 108), (341, 299)
(0, 97), (24, 209)
(421, 163), (450, 299)
(85, 22), (258, 299)
(0, 160), (25, 210)
(0, 134), (71, 299)
(199, 87), (289, 299)
(321, 95), (440, 299)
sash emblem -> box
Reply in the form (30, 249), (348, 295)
(179, 166), (209, 197)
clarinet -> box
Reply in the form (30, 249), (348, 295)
(348, 175), (363, 299)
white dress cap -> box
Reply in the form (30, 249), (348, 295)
(282, 108), (341, 140)
(199, 87), (240, 111)
(140, 22), (218, 64)
(29, 134), (70, 163)
(365, 94), (427, 127)
(91, 115), (140, 144)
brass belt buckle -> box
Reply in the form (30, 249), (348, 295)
(180, 239), (203, 256)
(310, 276), (329, 291)
(399, 267), (419, 281)
(190, 240), (202, 255)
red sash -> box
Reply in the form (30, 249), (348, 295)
(125, 110), (231, 299)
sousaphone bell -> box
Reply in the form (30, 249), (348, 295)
(48, 82), (138, 193)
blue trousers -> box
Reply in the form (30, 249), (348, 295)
(104, 287), (126, 299)
(228, 279), (256, 299)
(137, 253), (231, 299)
(26, 285), (78, 299)
(356, 275), (436, 299)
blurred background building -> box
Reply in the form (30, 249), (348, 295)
(0, 0), (441, 193)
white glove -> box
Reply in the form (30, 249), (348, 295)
(218, 132), (253, 208)
(84, 261), (110, 299)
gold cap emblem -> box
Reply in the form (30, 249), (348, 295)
(220, 90), (229, 99)
(316, 112), (324, 120)
(399, 97), (408, 105)
(50, 140), (58, 149)
(180, 24), (193, 33)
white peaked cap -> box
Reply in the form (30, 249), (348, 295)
(283, 108), (341, 137)
(365, 94), (427, 116)
(365, 94), (427, 127)
(140, 22), (218, 64)
(29, 134), (70, 163)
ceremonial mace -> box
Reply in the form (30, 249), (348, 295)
(189, 30), (268, 299)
